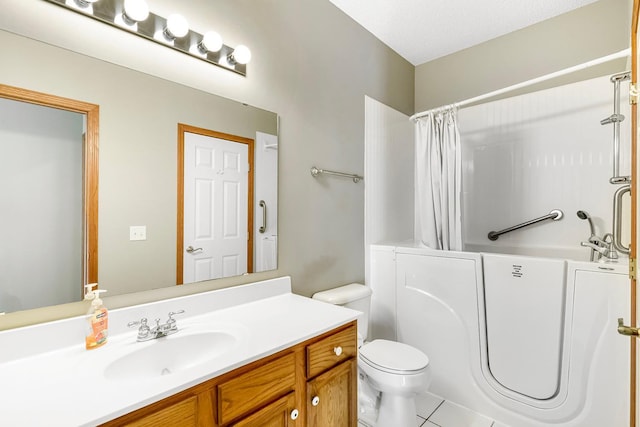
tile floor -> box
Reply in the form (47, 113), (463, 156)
(359, 392), (510, 427)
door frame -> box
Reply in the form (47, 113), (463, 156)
(632, 1), (639, 425)
(0, 84), (99, 292)
(176, 123), (254, 285)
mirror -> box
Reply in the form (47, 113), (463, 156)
(0, 85), (99, 313)
(0, 29), (278, 314)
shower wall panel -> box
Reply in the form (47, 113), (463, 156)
(458, 75), (631, 258)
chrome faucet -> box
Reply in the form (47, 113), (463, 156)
(128, 310), (185, 342)
(602, 233), (618, 260)
(577, 211), (618, 262)
(580, 233), (618, 262)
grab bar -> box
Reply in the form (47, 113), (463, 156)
(488, 209), (564, 241)
(612, 185), (630, 254)
(601, 71), (631, 184)
(310, 166), (363, 183)
(259, 200), (267, 234)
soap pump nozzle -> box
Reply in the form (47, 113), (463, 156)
(84, 283), (98, 301)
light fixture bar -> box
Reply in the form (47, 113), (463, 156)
(44, 0), (248, 76)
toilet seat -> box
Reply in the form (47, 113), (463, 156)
(359, 339), (429, 375)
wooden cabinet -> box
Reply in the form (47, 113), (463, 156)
(231, 392), (298, 427)
(307, 359), (357, 427)
(305, 325), (358, 427)
(306, 325), (357, 378)
(101, 321), (357, 427)
(217, 353), (296, 424)
(122, 396), (198, 427)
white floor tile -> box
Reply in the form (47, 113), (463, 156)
(424, 422), (440, 426)
(416, 391), (445, 419)
(428, 400), (493, 427)
(360, 414), (427, 426)
(491, 422), (511, 427)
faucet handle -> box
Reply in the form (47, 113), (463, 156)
(128, 318), (151, 340)
(168, 310), (185, 320)
(127, 317), (148, 328)
(581, 241), (609, 255)
(166, 310), (185, 331)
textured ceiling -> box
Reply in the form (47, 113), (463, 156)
(328, 0), (599, 65)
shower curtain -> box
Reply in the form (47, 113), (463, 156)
(415, 106), (462, 250)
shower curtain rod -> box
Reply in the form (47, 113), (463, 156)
(410, 48), (631, 121)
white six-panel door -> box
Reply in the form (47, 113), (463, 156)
(183, 132), (248, 283)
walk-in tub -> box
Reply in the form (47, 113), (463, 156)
(369, 243), (629, 427)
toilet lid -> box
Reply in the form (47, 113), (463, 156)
(359, 339), (429, 374)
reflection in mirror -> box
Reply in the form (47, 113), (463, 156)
(0, 29), (278, 316)
(177, 126), (278, 282)
(177, 125), (255, 283)
(0, 84), (98, 314)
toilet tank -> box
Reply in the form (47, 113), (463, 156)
(312, 283), (372, 340)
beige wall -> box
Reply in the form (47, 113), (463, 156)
(415, 0), (632, 112)
(0, 0), (414, 328)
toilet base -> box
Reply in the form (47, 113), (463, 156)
(376, 392), (419, 427)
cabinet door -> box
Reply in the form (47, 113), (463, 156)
(217, 352), (296, 424)
(100, 389), (216, 427)
(232, 392), (299, 427)
(306, 359), (357, 427)
(122, 395), (198, 427)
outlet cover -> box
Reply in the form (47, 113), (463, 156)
(129, 226), (146, 241)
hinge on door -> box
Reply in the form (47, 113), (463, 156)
(630, 257), (637, 280)
(630, 83), (638, 105)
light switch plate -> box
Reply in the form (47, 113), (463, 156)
(129, 225), (146, 241)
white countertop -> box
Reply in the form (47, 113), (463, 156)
(0, 277), (359, 426)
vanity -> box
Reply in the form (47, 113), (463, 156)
(0, 277), (359, 426)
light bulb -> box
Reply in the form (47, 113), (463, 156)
(123, 0), (149, 24)
(229, 45), (251, 65)
(164, 14), (189, 40)
(198, 31), (223, 54)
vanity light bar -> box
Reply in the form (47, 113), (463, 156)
(44, 0), (249, 76)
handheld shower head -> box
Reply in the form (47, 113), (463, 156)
(576, 210), (596, 236)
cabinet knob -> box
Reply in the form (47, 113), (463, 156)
(311, 395), (320, 406)
(290, 409), (299, 420)
(334, 346), (343, 356)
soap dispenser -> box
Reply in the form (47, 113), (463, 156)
(83, 283), (97, 301)
(85, 287), (108, 350)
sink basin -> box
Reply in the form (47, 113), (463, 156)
(104, 331), (236, 381)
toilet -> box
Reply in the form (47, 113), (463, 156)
(312, 283), (431, 427)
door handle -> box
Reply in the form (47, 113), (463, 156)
(259, 200), (267, 234)
(618, 318), (640, 337)
(186, 246), (203, 254)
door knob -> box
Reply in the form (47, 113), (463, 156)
(186, 246), (203, 254)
